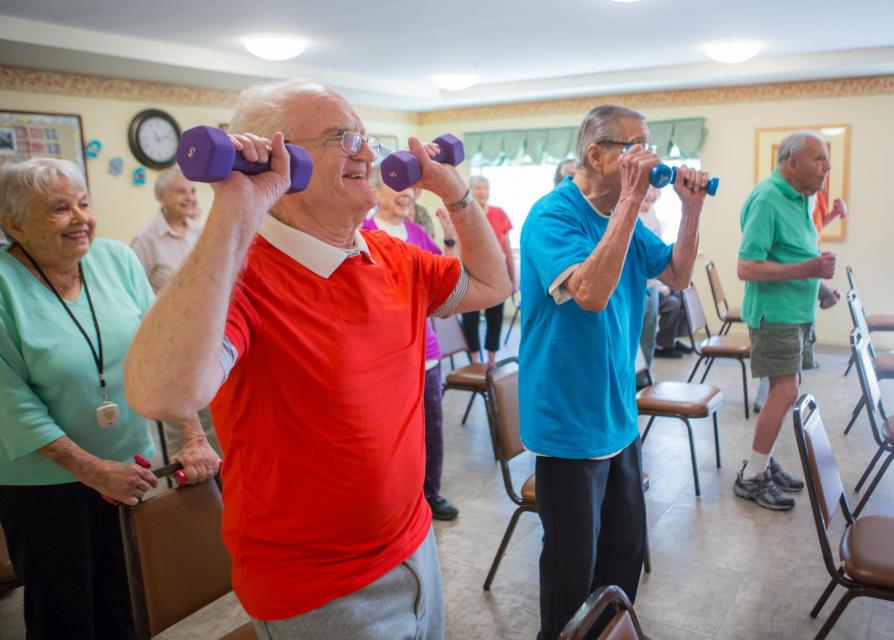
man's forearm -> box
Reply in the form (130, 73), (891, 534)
(737, 259), (815, 282)
(565, 194), (640, 311)
(125, 211), (258, 420)
(660, 207), (701, 289)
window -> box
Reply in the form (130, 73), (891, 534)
(652, 153), (702, 243)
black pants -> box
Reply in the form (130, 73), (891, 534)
(656, 291), (688, 349)
(0, 482), (136, 640)
(535, 437), (646, 640)
(461, 302), (505, 354)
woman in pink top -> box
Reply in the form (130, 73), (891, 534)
(463, 176), (514, 364)
(364, 165), (460, 521)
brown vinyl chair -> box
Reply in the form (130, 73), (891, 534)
(432, 315), (490, 426)
(482, 358), (651, 590)
(119, 475), (256, 640)
(636, 347), (724, 497)
(482, 357), (537, 591)
(792, 394), (894, 640)
(682, 284), (752, 418)
(0, 525), (21, 596)
(843, 266), (894, 377)
(705, 261), (742, 335)
(849, 331), (894, 517)
(842, 291), (894, 435)
(559, 585), (646, 640)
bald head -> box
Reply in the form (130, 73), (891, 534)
(229, 81), (351, 141)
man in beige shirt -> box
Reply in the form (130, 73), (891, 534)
(131, 168), (220, 456)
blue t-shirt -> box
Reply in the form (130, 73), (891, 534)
(519, 177), (673, 458)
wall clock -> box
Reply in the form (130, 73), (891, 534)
(128, 109), (181, 170)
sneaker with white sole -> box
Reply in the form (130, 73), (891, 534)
(768, 456), (804, 492)
(733, 461), (795, 511)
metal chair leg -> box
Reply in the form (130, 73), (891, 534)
(843, 353), (855, 377)
(815, 589), (857, 640)
(687, 356), (705, 383)
(712, 412), (721, 468)
(810, 577), (839, 618)
(855, 447), (885, 492)
(683, 418), (701, 497)
(483, 507), (526, 590)
(739, 359), (750, 419)
(843, 397), (865, 435)
(461, 392), (477, 425)
(854, 451), (894, 517)
(643, 523), (652, 574)
(642, 416), (657, 443)
(698, 357), (716, 383)
(720, 321), (731, 335)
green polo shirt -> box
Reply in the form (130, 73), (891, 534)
(739, 170), (820, 328)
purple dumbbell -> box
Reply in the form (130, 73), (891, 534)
(380, 134), (464, 191)
(176, 126), (314, 194)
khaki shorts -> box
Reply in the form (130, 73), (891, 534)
(749, 320), (815, 379)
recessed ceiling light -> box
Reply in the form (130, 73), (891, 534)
(431, 74), (479, 92)
(244, 34), (307, 61)
(702, 39), (762, 64)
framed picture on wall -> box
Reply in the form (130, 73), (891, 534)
(373, 134), (399, 158)
(754, 125), (850, 242)
(0, 110), (88, 182)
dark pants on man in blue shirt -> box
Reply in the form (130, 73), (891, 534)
(535, 436), (646, 640)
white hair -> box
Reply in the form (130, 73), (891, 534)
(575, 104), (646, 168)
(776, 131), (824, 168)
(154, 166), (185, 200)
(229, 80), (335, 139)
(470, 175), (489, 187)
(0, 158), (87, 227)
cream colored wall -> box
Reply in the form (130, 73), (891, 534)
(418, 93), (894, 349)
(0, 89), (416, 244)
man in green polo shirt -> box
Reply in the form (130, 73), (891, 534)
(735, 131), (837, 510)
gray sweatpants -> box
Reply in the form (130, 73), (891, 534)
(252, 526), (444, 640)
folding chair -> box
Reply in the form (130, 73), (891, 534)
(843, 266), (894, 377)
(559, 585), (646, 640)
(705, 261), (743, 336)
(119, 468), (256, 639)
(682, 284), (752, 418)
(432, 315), (490, 426)
(792, 394), (894, 640)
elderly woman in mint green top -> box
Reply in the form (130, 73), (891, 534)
(0, 158), (218, 640)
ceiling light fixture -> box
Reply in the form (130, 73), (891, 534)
(244, 34), (307, 61)
(702, 39), (762, 64)
(431, 74), (479, 92)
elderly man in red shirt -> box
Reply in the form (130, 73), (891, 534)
(125, 82), (510, 639)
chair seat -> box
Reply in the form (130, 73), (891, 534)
(699, 334), (751, 358)
(637, 382), (723, 417)
(840, 515), (894, 589)
(521, 474), (536, 506)
(868, 314), (894, 332)
(722, 306), (742, 323)
(875, 353), (894, 380)
(444, 363), (489, 390)
(220, 622), (258, 640)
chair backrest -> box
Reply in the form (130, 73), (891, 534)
(851, 330), (888, 439)
(704, 261), (729, 319)
(681, 284), (710, 337)
(846, 265), (857, 292)
(119, 479), (233, 638)
(846, 290), (877, 357)
(559, 585), (645, 640)
(486, 358), (524, 463)
(432, 315), (469, 360)
(792, 395), (853, 579)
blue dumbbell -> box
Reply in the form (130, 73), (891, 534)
(623, 144), (719, 196)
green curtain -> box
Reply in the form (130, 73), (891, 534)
(466, 117), (706, 166)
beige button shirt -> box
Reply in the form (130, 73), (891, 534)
(130, 211), (201, 293)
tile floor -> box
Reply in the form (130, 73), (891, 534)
(2, 336), (893, 640)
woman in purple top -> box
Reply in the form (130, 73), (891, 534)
(366, 165), (460, 521)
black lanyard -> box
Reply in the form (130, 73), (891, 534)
(18, 246), (108, 394)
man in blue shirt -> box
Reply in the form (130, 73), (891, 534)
(520, 104), (711, 639)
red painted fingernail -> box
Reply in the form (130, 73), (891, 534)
(101, 495), (118, 505)
(134, 454), (151, 468)
(174, 470), (187, 487)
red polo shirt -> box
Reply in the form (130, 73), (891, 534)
(211, 218), (461, 620)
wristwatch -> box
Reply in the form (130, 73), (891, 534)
(445, 189), (474, 212)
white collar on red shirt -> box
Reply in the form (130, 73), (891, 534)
(258, 213), (375, 279)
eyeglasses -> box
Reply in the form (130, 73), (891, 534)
(597, 140), (657, 153)
(295, 131), (380, 157)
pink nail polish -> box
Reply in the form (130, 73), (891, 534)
(174, 470), (187, 487)
(134, 453), (151, 468)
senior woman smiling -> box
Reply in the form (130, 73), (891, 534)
(0, 158), (219, 639)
